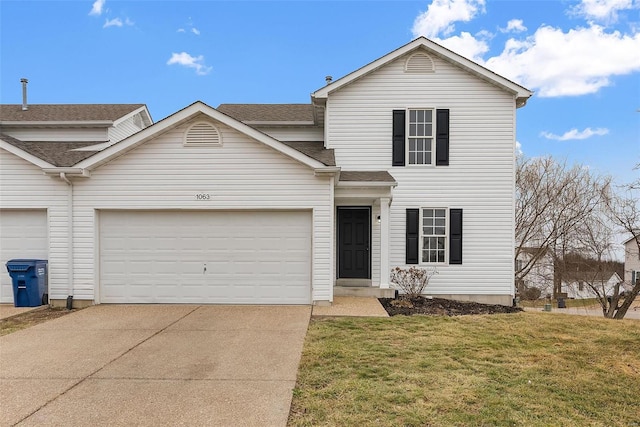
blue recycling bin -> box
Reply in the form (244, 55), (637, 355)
(6, 259), (48, 307)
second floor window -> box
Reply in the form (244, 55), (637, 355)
(408, 109), (434, 165)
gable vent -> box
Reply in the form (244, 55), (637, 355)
(405, 52), (435, 73)
(184, 121), (222, 146)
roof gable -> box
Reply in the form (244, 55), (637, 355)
(75, 101), (330, 171)
(312, 37), (532, 107)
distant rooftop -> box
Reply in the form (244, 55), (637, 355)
(0, 104), (146, 122)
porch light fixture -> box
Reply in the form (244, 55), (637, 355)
(377, 215), (381, 224)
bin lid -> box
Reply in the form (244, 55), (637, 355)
(6, 259), (47, 272)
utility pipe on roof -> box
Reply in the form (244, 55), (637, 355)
(60, 172), (74, 309)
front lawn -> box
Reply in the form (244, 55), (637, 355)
(289, 312), (640, 426)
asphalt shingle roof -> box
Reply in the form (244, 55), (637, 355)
(280, 141), (335, 166)
(0, 104), (145, 122)
(339, 171), (396, 183)
(217, 104), (315, 123)
(0, 134), (101, 167)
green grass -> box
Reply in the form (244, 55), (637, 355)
(289, 313), (640, 427)
(520, 298), (600, 309)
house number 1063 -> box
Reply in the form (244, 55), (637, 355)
(195, 193), (211, 200)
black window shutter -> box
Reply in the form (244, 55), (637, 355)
(436, 109), (450, 166)
(392, 110), (406, 166)
(406, 209), (419, 264)
(449, 208), (463, 264)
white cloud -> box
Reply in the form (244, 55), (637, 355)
(516, 141), (523, 156)
(500, 19), (527, 33)
(167, 52), (212, 75)
(484, 25), (640, 97)
(103, 17), (133, 29)
(572, 0), (637, 23)
(103, 17), (122, 28)
(412, 0), (486, 38)
(89, 0), (105, 16)
(433, 32), (489, 62)
(192, 27), (201, 36)
(177, 28), (186, 33)
(540, 127), (609, 141)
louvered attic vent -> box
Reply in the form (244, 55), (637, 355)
(405, 52), (435, 73)
(184, 122), (222, 146)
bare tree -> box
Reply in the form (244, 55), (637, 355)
(602, 164), (640, 319)
(565, 211), (626, 318)
(515, 156), (610, 297)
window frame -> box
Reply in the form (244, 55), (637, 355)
(419, 207), (448, 264)
(406, 107), (436, 166)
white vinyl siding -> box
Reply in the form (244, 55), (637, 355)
(71, 118), (333, 303)
(108, 115), (145, 143)
(625, 240), (640, 285)
(325, 52), (517, 297)
(0, 210), (48, 303)
(0, 150), (69, 301)
(254, 126), (324, 142)
(2, 127), (108, 142)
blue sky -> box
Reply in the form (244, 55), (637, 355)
(1, 0), (638, 184)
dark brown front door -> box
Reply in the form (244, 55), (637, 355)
(337, 207), (370, 279)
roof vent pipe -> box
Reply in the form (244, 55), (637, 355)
(325, 75), (332, 84)
(20, 78), (28, 111)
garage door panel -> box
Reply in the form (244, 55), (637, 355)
(0, 210), (48, 303)
(99, 211), (311, 304)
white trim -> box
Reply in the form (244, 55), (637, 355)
(379, 197), (391, 288)
(420, 207), (449, 265)
(0, 139), (55, 169)
(406, 108), (435, 166)
(312, 37), (532, 105)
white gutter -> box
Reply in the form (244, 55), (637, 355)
(59, 173), (74, 307)
(42, 168), (90, 177)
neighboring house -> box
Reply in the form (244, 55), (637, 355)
(0, 37), (532, 307)
(623, 236), (640, 287)
(0, 100), (152, 304)
(562, 271), (624, 299)
(515, 247), (554, 298)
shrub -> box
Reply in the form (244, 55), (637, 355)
(390, 266), (438, 299)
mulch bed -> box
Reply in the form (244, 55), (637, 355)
(379, 296), (523, 316)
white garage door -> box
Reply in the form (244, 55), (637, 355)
(0, 210), (48, 303)
(99, 210), (311, 304)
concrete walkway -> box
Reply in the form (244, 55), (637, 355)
(0, 304), (43, 320)
(0, 304), (311, 426)
(312, 296), (389, 317)
(523, 305), (640, 320)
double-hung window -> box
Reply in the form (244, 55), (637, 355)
(406, 207), (462, 265)
(422, 208), (446, 263)
(408, 109), (434, 165)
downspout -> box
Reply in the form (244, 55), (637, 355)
(60, 173), (74, 309)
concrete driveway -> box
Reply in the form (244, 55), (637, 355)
(0, 305), (311, 426)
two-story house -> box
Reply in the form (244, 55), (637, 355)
(0, 37), (531, 307)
